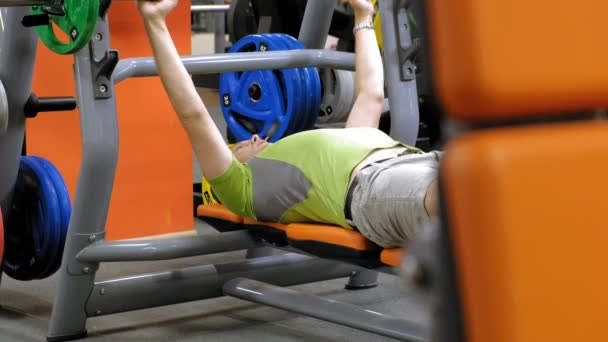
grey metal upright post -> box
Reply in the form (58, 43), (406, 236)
(380, 0), (419, 146)
(298, 0), (335, 49)
(0, 8), (38, 215)
(47, 15), (119, 342)
(214, 0), (226, 53)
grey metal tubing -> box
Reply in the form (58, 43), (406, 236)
(380, 0), (419, 145)
(86, 253), (359, 317)
(246, 246), (277, 259)
(213, 0), (226, 54)
(77, 230), (261, 263)
(297, 0), (335, 49)
(0, 8), (38, 215)
(191, 4), (229, 13)
(47, 17), (119, 341)
(224, 278), (427, 342)
(113, 50), (356, 84)
(0, 0), (52, 6)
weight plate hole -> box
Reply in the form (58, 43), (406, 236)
(233, 112), (263, 134)
(248, 83), (263, 102)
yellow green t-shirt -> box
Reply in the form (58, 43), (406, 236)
(208, 127), (416, 228)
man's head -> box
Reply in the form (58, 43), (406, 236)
(231, 134), (270, 163)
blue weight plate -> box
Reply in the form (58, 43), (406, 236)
(26, 157), (62, 279)
(222, 69), (287, 141)
(3, 156), (61, 281)
(306, 66), (322, 129)
(30, 156), (71, 278)
(256, 34), (305, 138)
(219, 34), (303, 142)
(275, 34), (311, 134)
(281, 34), (322, 131)
(277, 34), (313, 133)
(242, 34), (303, 141)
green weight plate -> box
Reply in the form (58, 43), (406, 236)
(32, 0), (100, 55)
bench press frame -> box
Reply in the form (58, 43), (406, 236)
(0, 1), (424, 341)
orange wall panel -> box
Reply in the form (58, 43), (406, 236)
(27, 2), (193, 240)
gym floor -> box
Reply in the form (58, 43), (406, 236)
(0, 219), (428, 342)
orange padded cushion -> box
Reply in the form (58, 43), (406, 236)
(243, 218), (288, 231)
(380, 248), (404, 267)
(442, 121), (608, 342)
(286, 224), (378, 251)
(197, 204), (243, 224)
(427, 0), (608, 119)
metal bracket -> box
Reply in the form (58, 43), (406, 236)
(67, 232), (106, 275)
(89, 44), (119, 99)
(396, 5), (419, 82)
(41, 0), (66, 16)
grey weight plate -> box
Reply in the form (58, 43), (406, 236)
(0, 80), (8, 136)
(335, 69), (355, 123)
(318, 68), (356, 124)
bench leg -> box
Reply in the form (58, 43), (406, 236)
(345, 269), (379, 290)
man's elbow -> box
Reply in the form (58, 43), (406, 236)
(178, 108), (205, 122)
(361, 89), (385, 108)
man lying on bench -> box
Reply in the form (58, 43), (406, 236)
(137, 0), (440, 248)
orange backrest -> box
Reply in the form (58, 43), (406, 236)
(442, 121), (608, 342)
(380, 248), (404, 267)
(427, 0), (608, 119)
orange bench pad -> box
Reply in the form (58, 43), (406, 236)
(443, 121), (608, 342)
(198, 205), (378, 251)
(380, 248), (404, 267)
(197, 204), (243, 224)
(243, 218), (288, 232)
(286, 223), (378, 251)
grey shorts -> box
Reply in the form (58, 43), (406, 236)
(349, 151), (442, 248)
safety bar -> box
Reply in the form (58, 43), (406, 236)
(113, 50), (356, 84)
(76, 230), (261, 263)
(86, 253), (361, 317)
(224, 278), (428, 342)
